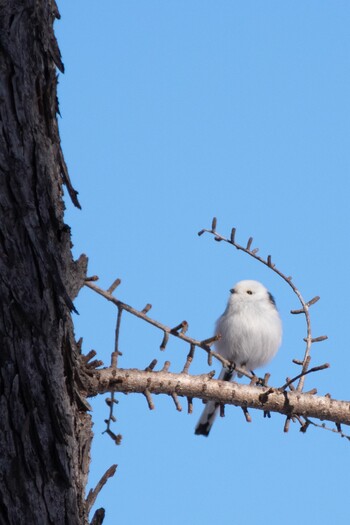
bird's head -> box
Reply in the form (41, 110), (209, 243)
(230, 280), (276, 306)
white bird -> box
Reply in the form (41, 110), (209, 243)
(195, 279), (282, 436)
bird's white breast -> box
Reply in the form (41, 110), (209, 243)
(215, 298), (282, 371)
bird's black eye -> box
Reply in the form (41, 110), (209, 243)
(246, 290), (253, 295)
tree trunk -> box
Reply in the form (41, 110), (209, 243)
(0, 2), (90, 523)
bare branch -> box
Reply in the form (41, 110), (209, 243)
(86, 464), (118, 514)
(303, 418), (350, 440)
(87, 367), (350, 427)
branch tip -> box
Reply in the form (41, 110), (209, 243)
(171, 321), (188, 334)
(171, 393), (182, 411)
(292, 359), (303, 365)
(86, 464), (118, 514)
(182, 355), (193, 374)
(107, 278), (121, 294)
(160, 331), (169, 351)
(263, 372), (271, 386)
(242, 407), (252, 423)
(145, 359), (158, 372)
(305, 388), (318, 395)
(290, 307), (305, 315)
(144, 389), (155, 410)
(307, 296), (320, 307)
(187, 397), (193, 414)
(201, 334), (220, 347)
(104, 428), (122, 445)
(311, 335), (328, 343)
(161, 361), (171, 372)
(267, 255), (275, 268)
(300, 421), (309, 433)
(141, 303), (152, 314)
(82, 349), (97, 363)
(284, 417), (291, 433)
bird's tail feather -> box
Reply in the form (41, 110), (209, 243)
(194, 399), (220, 436)
(194, 367), (235, 436)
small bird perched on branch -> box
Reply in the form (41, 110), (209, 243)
(195, 280), (282, 436)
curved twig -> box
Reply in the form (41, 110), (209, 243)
(198, 217), (327, 391)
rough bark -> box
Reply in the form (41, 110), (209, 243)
(0, 1), (90, 523)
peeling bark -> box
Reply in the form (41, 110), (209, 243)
(0, 2), (91, 523)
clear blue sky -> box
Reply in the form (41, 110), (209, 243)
(56, 3), (350, 524)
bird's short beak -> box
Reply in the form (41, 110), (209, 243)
(230, 288), (235, 294)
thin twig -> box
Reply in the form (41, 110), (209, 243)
(284, 416), (291, 433)
(242, 407), (252, 423)
(104, 307), (125, 437)
(107, 278), (121, 294)
(141, 303), (152, 314)
(145, 359), (158, 372)
(171, 393), (182, 411)
(86, 464), (118, 513)
(187, 397), (193, 414)
(279, 363), (330, 391)
(182, 344), (195, 374)
(90, 508), (105, 525)
(114, 306), (123, 363)
(303, 417), (350, 441)
(82, 349), (97, 363)
(161, 361), (171, 372)
(144, 389), (155, 410)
